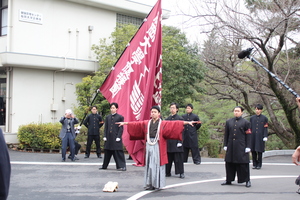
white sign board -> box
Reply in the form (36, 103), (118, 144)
(19, 10), (43, 24)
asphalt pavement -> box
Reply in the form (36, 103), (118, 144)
(7, 150), (300, 200)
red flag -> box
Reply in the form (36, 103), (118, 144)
(100, 0), (162, 165)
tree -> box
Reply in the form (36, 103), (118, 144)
(75, 24), (139, 120)
(161, 26), (205, 109)
(183, 0), (300, 147)
(74, 24), (206, 119)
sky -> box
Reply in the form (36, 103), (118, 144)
(131, 0), (203, 44)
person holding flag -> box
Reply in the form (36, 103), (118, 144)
(99, 0), (163, 167)
(117, 106), (195, 190)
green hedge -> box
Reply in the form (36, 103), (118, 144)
(18, 123), (62, 150)
(206, 139), (221, 158)
(17, 123), (106, 152)
(198, 124), (210, 149)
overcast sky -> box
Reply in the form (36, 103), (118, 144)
(131, 0), (203, 44)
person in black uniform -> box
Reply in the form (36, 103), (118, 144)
(100, 103), (126, 171)
(0, 128), (10, 200)
(221, 106), (252, 188)
(165, 103), (185, 178)
(182, 104), (202, 165)
(250, 104), (268, 169)
(83, 106), (104, 158)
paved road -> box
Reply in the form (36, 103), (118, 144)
(7, 150), (300, 200)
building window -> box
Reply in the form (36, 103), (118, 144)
(0, 0), (8, 36)
(116, 13), (143, 28)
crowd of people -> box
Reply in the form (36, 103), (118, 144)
(58, 98), (300, 190)
(1, 98), (300, 199)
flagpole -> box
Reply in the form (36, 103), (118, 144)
(79, 89), (100, 126)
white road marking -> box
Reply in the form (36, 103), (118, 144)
(127, 175), (297, 200)
(10, 161), (297, 199)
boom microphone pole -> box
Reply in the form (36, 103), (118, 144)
(238, 48), (300, 98)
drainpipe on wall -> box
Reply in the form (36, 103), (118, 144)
(5, 0), (12, 133)
(74, 28), (79, 70)
(62, 28), (72, 71)
(5, 67), (11, 133)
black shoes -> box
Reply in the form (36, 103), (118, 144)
(68, 156), (79, 160)
(85, 155), (102, 158)
(253, 166), (261, 169)
(179, 173), (185, 179)
(221, 181), (232, 185)
(117, 168), (126, 171)
(144, 186), (155, 190)
(61, 159), (65, 162)
(221, 181), (251, 187)
(194, 162), (201, 165)
(246, 181), (251, 187)
(166, 173), (171, 177)
(99, 167), (107, 170)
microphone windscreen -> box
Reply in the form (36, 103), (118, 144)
(238, 48), (253, 59)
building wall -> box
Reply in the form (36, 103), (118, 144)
(0, 0), (153, 138)
(2, 0), (118, 133)
(9, 0), (116, 61)
(0, 37), (6, 52)
(9, 67), (85, 133)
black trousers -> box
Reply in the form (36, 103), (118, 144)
(225, 162), (250, 183)
(86, 135), (101, 157)
(102, 149), (126, 169)
(183, 146), (201, 163)
(252, 151), (263, 168)
(166, 152), (184, 175)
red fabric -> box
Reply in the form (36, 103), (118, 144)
(99, 0), (162, 164)
(127, 120), (183, 166)
(246, 129), (252, 134)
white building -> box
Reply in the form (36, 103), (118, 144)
(0, 0), (165, 142)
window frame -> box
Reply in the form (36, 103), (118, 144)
(0, 0), (8, 36)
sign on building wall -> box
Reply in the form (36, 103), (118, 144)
(19, 10), (43, 24)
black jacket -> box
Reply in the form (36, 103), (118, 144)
(83, 114), (103, 135)
(0, 128), (10, 200)
(104, 113), (124, 150)
(182, 113), (201, 148)
(250, 114), (268, 152)
(224, 117), (251, 163)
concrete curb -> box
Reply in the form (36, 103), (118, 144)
(263, 149), (294, 158)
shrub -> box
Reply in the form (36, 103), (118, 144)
(18, 123), (62, 150)
(198, 123), (210, 149)
(206, 139), (221, 158)
(266, 134), (288, 150)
